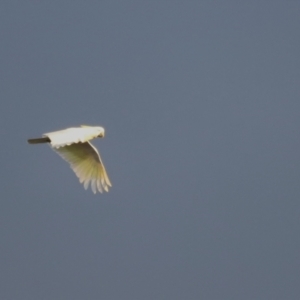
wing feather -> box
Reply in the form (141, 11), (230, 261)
(52, 141), (111, 193)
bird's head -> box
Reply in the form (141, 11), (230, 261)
(96, 127), (105, 138)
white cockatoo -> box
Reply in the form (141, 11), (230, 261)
(28, 125), (112, 193)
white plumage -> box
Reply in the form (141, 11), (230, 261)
(28, 126), (112, 194)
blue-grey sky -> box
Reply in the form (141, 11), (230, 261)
(1, 1), (300, 299)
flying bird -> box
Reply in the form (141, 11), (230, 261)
(28, 125), (112, 194)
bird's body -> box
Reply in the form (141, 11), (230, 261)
(28, 126), (111, 194)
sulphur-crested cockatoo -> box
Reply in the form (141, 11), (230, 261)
(28, 125), (112, 194)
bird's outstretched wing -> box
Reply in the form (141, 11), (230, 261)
(53, 142), (111, 193)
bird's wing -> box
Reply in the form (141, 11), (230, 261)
(52, 141), (112, 193)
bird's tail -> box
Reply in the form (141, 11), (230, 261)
(27, 137), (50, 144)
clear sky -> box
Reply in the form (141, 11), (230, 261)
(1, 1), (300, 299)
